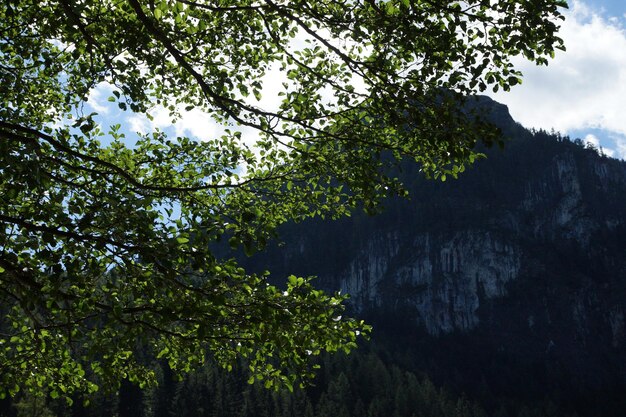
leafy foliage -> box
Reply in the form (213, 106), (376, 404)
(1, 0), (565, 399)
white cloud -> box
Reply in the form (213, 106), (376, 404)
(612, 134), (626, 159)
(583, 133), (626, 158)
(127, 114), (149, 135)
(584, 133), (600, 148)
(601, 146), (616, 158)
(172, 108), (218, 141)
(488, 1), (626, 158)
(86, 82), (114, 115)
(125, 105), (224, 142)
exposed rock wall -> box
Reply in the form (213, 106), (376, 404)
(338, 231), (521, 334)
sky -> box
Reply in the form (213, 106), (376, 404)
(86, 0), (626, 160)
(489, 0), (626, 159)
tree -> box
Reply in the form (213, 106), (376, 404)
(0, 0), (565, 401)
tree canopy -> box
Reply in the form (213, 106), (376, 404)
(0, 0), (565, 401)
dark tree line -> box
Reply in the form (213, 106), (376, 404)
(3, 344), (583, 417)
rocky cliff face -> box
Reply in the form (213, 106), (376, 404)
(338, 230), (521, 335)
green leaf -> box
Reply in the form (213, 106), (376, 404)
(0, 0), (564, 396)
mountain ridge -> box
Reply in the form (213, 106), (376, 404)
(240, 96), (626, 415)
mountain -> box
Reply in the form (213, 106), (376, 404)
(241, 96), (626, 416)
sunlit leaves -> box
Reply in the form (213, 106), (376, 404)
(0, 0), (565, 402)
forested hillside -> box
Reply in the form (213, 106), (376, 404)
(238, 97), (626, 417)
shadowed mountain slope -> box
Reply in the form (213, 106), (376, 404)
(241, 96), (626, 416)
